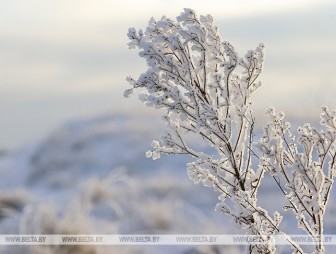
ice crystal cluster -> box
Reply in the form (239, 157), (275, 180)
(125, 8), (336, 254)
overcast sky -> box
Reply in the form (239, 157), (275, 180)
(0, 0), (335, 149)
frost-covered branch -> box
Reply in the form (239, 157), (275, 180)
(124, 8), (335, 254)
(258, 106), (336, 253)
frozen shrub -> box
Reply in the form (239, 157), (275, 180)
(125, 8), (336, 254)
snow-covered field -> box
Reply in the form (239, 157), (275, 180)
(0, 113), (335, 254)
(0, 114), (240, 254)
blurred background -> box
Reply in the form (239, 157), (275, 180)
(0, 0), (335, 150)
(0, 1), (336, 253)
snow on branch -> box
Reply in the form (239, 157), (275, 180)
(125, 8), (335, 254)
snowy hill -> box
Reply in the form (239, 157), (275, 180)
(0, 114), (241, 254)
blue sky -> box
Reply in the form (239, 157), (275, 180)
(0, 0), (335, 149)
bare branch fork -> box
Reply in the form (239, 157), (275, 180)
(125, 8), (336, 254)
